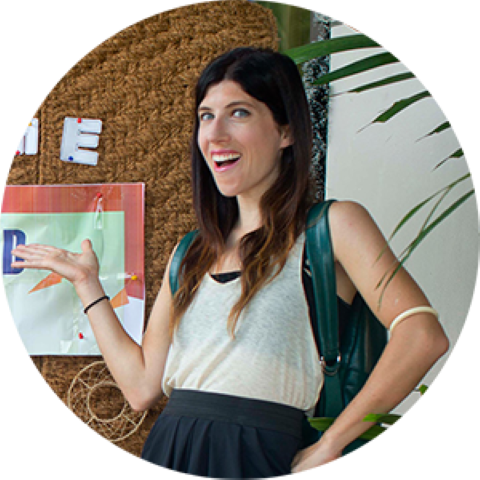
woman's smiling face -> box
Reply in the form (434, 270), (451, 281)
(197, 80), (293, 202)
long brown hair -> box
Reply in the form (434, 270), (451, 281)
(171, 47), (314, 337)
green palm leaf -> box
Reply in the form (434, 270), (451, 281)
(313, 52), (398, 86)
(336, 72), (415, 95)
(417, 121), (451, 141)
(418, 385), (429, 395)
(285, 34), (379, 64)
(308, 417), (386, 441)
(282, 23), (474, 283)
(308, 417), (335, 431)
(386, 174), (471, 244)
(391, 189), (473, 282)
(358, 425), (387, 441)
(308, 384), (430, 441)
(371, 91), (431, 124)
(379, 189), (475, 299)
(434, 148), (465, 170)
(376, 174), (472, 300)
(363, 413), (401, 425)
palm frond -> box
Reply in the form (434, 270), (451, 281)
(378, 189), (474, 302)
(335, 72), (415, 95)
(363, 413), (401, 425)
(417, 121), (451, 141)
(285, 34), (379, 64)
(434, 148), (465, 170)
(313, 52), (398, 86)
(371, 91), (431, 124)
(308, 416), (386, 441)
(283, 29), (475, 286)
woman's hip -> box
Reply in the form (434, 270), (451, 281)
(142, 389), (305, 478)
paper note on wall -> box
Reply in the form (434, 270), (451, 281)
(1, 184), (145, 355)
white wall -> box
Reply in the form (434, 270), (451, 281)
(326, 25), (479, 413)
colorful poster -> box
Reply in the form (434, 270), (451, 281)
(1, 183), (145, 355)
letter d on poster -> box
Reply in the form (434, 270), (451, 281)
(3, 229), (25, 275)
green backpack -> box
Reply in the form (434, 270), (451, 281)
(169, 201), (387, 453)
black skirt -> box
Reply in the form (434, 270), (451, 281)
(141, 389), (305, 478)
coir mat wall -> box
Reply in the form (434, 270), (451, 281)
(6, 0), (278, 457)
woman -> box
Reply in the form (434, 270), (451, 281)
(11, 47), (449, 477)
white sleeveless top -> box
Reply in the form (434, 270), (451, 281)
(162, 233), (324, 411)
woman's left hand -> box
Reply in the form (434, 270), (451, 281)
(291, 440), (342, 473)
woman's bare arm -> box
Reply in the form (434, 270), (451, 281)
(12, 239), (174, 411)
(292, 201), (449, 471)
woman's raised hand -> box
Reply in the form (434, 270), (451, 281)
(11, 239), (100, 288)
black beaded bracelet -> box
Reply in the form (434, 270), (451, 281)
(84, 295), (110, 314)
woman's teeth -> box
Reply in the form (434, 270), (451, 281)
(213, 153), (241, 168)
(213, 153), (241, 162)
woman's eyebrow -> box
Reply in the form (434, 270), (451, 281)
(198, 100), (255, 111)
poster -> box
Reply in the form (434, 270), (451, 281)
(1, 183), (145, 355)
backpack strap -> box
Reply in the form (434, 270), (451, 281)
(305, 200), (339, 368)
(305, 200), (344, 418)
(169, 229), (199, 296)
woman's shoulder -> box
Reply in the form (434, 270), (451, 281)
(325, 200), (383, 252)
(328, 199), (370, 218)
(305, 200), (374, 238)
(326, 200), (374, 231)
